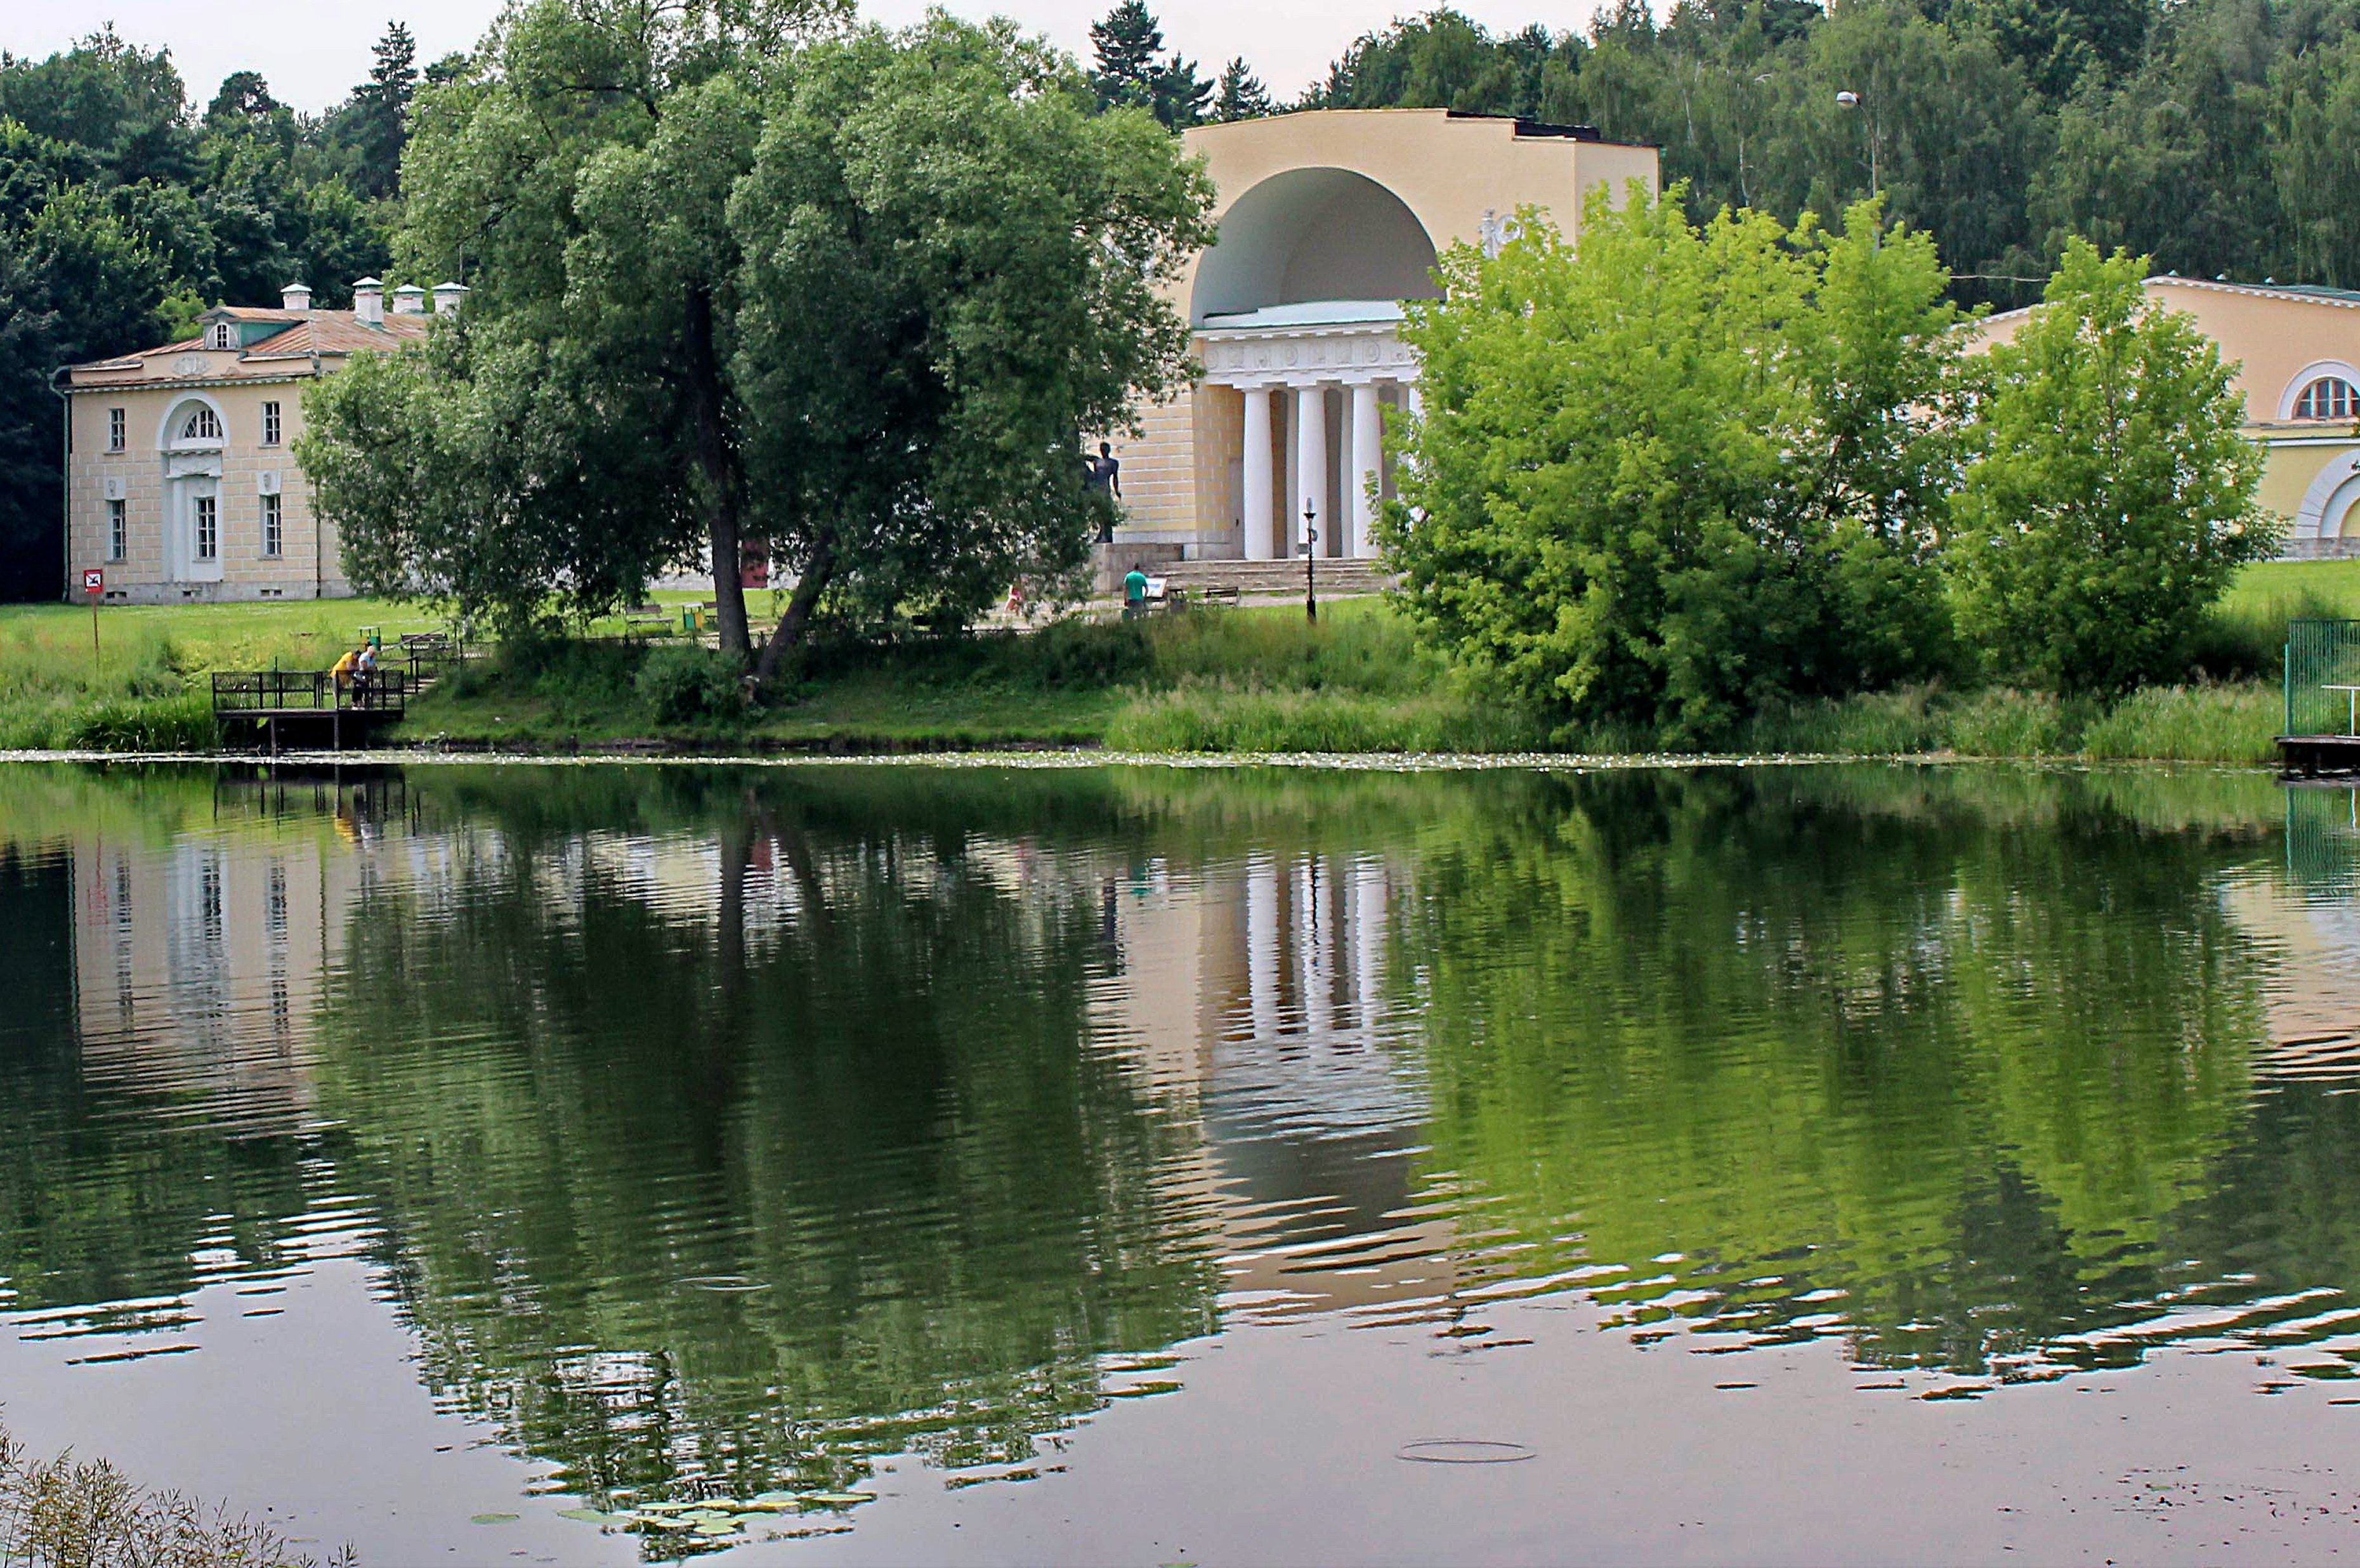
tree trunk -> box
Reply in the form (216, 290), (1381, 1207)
(682, 283), (752, 665)
(753, 529), (836, 683)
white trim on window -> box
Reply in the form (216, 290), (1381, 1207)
(260, 491), (282, 558)
(2280, 360), (2360, 421)
(261, 400), (281, 446)
(107, 497), (126, 561)
(107, 407), (126, 451)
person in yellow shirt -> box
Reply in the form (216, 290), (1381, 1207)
(330, 646), (359, 704)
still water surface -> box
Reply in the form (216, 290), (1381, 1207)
(6, 759), (2360, 1564)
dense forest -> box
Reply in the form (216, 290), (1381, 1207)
(1120, 0), (2360, 312)
(6, 0), (2360, 598)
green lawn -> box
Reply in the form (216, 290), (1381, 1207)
(6, 563), (2359, 758)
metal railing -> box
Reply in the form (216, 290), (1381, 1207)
(2285, 620), (2360, 736)
(211, 669), (410, 717)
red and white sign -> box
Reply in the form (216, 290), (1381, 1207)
(81, 567), (103, 595)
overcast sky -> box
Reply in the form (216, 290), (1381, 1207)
(11, 1), (1608, 114)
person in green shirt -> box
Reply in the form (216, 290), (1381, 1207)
(1124, 565), (1149, 618)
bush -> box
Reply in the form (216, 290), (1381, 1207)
(635, 644), (750, 727)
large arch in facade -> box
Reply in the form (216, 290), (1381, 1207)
(1116, 110), (1659, 565)
(1190, 168), (1439, 325)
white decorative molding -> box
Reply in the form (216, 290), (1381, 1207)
(1197, 323), (1420, 388)
(155, 392), (229, 452)
(102, 476), (126, 501)
(258, 470), (282, 495)
(2279, 360), (2360, 422)
(2295, 450), (2360, 537)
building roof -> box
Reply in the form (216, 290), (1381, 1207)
(1197, 299), (1408, 332)
(2148, 275), (2360, 310)
(60, 306), (431, 389)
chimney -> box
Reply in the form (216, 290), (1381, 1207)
(352, 277), (383, 327)
(390, 284), (427, 316)
(431, 281), (469, 316)
(281, 282), (313, 312)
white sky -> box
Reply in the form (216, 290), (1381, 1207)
(10, 1), (1611, 114)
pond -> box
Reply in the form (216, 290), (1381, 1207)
(4, 758), (2360, 1564)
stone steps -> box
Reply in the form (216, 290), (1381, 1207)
(1158, 558), (1396, 597)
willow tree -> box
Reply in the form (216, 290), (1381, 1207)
(303, 2), (1210, 676)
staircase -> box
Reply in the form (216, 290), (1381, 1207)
(1158, 558), (1397, 599)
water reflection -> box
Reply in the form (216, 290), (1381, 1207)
(6, 761), (2360, 1551)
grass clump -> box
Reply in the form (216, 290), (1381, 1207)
(0, 1414), (348, 1567)
(2080, 683), (2279, 764)
(1105, 682), (1544, 754)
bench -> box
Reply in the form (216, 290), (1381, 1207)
(1196, 585), (1242, 608)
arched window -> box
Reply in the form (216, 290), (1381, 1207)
(209, 323), (236, 351)
(179, 407), (222, 443)
(2295, 377), (2359, 421)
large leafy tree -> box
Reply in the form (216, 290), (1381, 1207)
(1945, 240), (2273, 694)
(1385, 184), (1959, 742)
(305, 6), (1210, 675)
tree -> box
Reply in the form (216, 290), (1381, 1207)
(1211, 58), (1274, 122)
(1384, 184), (1957, 742)
(1944, 240), (2273, 694)
(305, 9), (1212, 678)
(1088, 2), (1209, 130)
(337, 21), (416, 199)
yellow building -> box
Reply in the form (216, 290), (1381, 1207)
(1979, 275), (2360, 557)
(1115, 109), (1657, 561)
(54, 280), (449, 603)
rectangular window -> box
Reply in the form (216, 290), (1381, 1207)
(108, 408), (125, 451)
(194, 494), (217, 562)
(107, 498), (126, 561)
(261, 492), (282, 557)
(262, 401), (281, 446)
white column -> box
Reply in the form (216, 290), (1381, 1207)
(1247, 855), (1278, 1042)
(1406, 381), (1425, 422)
(1353, 856), (1386, 1041)
(1242, 387), (1273, 561)
(1349, 382), (1382, 560)
(1294, 383), (1327, 557)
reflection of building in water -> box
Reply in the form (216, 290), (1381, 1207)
(65, 781), (381, 1138)
(2232, 785), (2360, 1082)
(1086, 847), (1459, 1325)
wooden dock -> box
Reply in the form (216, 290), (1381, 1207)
(213, 670), (410, 752)
(2277, 733), (2360, 775)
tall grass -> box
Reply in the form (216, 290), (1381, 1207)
(0, 1414), (346, 1567)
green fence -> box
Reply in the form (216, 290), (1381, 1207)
(2287, 784), (2360, 895)
(2285, 620), (2360, 736)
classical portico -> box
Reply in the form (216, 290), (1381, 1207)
(1198, 303), (1420, 560)
(1106, 110), (1658, 565)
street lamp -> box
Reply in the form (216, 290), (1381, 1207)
(1836, 88), (1878, 200)
(1301, 497), (1319, 624)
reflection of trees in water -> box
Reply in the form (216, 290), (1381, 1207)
(1398, 766), (2291, 1380)
(312, 777), (1226, 1507)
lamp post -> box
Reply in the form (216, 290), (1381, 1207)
(1301, 497), (1318, 624)
(1836, 88), (1878, 200)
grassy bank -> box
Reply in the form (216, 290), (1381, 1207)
(0, 578), (2328, 763)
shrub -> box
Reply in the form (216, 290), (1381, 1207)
(636, 644), (750, 726)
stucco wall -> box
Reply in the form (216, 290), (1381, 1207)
(66, 376), (346, 603)
(1972, 279), (2360, 549)
(1114, 110), (1658, 551)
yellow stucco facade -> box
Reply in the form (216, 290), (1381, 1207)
(57, 288), (437, 602)
(1978, 276), (2360, 557)
(1113, 109), (1658, 559)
